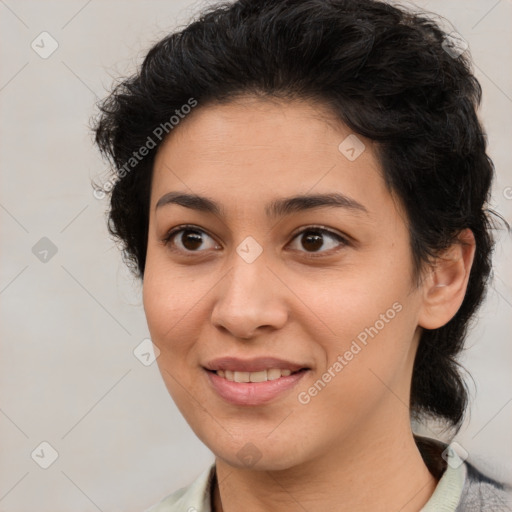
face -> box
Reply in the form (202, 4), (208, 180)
(143, 96), (427, 471)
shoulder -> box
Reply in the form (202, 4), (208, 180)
(414, 434), (512, 511)
(456, 461), (512, 512)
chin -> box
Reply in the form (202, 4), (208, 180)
(210, 437), (307, 472)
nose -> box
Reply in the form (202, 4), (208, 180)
(210, 250), (288, 339)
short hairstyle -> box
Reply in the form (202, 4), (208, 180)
(93, 0), (498, 430)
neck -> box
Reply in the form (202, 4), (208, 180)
(212, 420), (437, 512)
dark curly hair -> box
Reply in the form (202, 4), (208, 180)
(93, 0), (497, 430)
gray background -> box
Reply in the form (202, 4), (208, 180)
(0, 0), (511, 510)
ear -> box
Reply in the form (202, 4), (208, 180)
(418, 229), (476, 330)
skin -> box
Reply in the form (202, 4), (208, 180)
(142, 96), (475, 512)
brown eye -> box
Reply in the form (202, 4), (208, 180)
(300, 231), (324, 252)
(178, 229), (204, 251)
(163, 226), (220, 253)
(289, 227), (348, 255)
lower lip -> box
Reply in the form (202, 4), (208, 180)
(205, 369), (309, 406)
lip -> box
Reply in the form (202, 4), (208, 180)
(205, 367), (309, 406)
(203, 356), (308, 373)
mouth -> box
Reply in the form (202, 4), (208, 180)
(203, 358), (310, 405)
(207, 368), (307, 382)
(202, 356), (311, 405)
(203, 356), (309, 374)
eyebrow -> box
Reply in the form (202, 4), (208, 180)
(155, 191), (368, 218)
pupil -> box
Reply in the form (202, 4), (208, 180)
(182, 230), (203, 250)
(303, 231), (323, 252)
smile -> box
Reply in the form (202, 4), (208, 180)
(214, 368), (295, 382)
(205, 368), (309, 406)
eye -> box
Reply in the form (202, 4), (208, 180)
(162, 224), (349, 258)
(287, 226), (348, 257)
(162, 225), (220, 254)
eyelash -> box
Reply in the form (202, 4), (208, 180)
(161, 224), (350, 259)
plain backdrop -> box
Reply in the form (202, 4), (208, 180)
(1, 0), (511, 510)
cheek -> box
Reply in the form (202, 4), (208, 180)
(142, 259), (199, 377)
(300, 261), (412, 344)
(294, 305), (417, 439)
(297, 265), (418, 397)
(142, 253), (219, 391)
(142, 267), (205, 416)
(142, 248), (202, 338)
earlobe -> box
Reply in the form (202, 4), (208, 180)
(418, 229), (476, 330)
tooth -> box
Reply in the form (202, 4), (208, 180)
(234, 371), (250, 383)
(249, 370), (268, 382)
(267, 368), (282, 380)
(219, 368), (297, 382)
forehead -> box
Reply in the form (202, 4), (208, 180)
(157, 96), (356, 159)
(150, 96), (392, 219)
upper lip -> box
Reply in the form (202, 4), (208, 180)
(203, 357), (309, 373)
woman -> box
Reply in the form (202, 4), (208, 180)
(93, 0), (512, 510)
